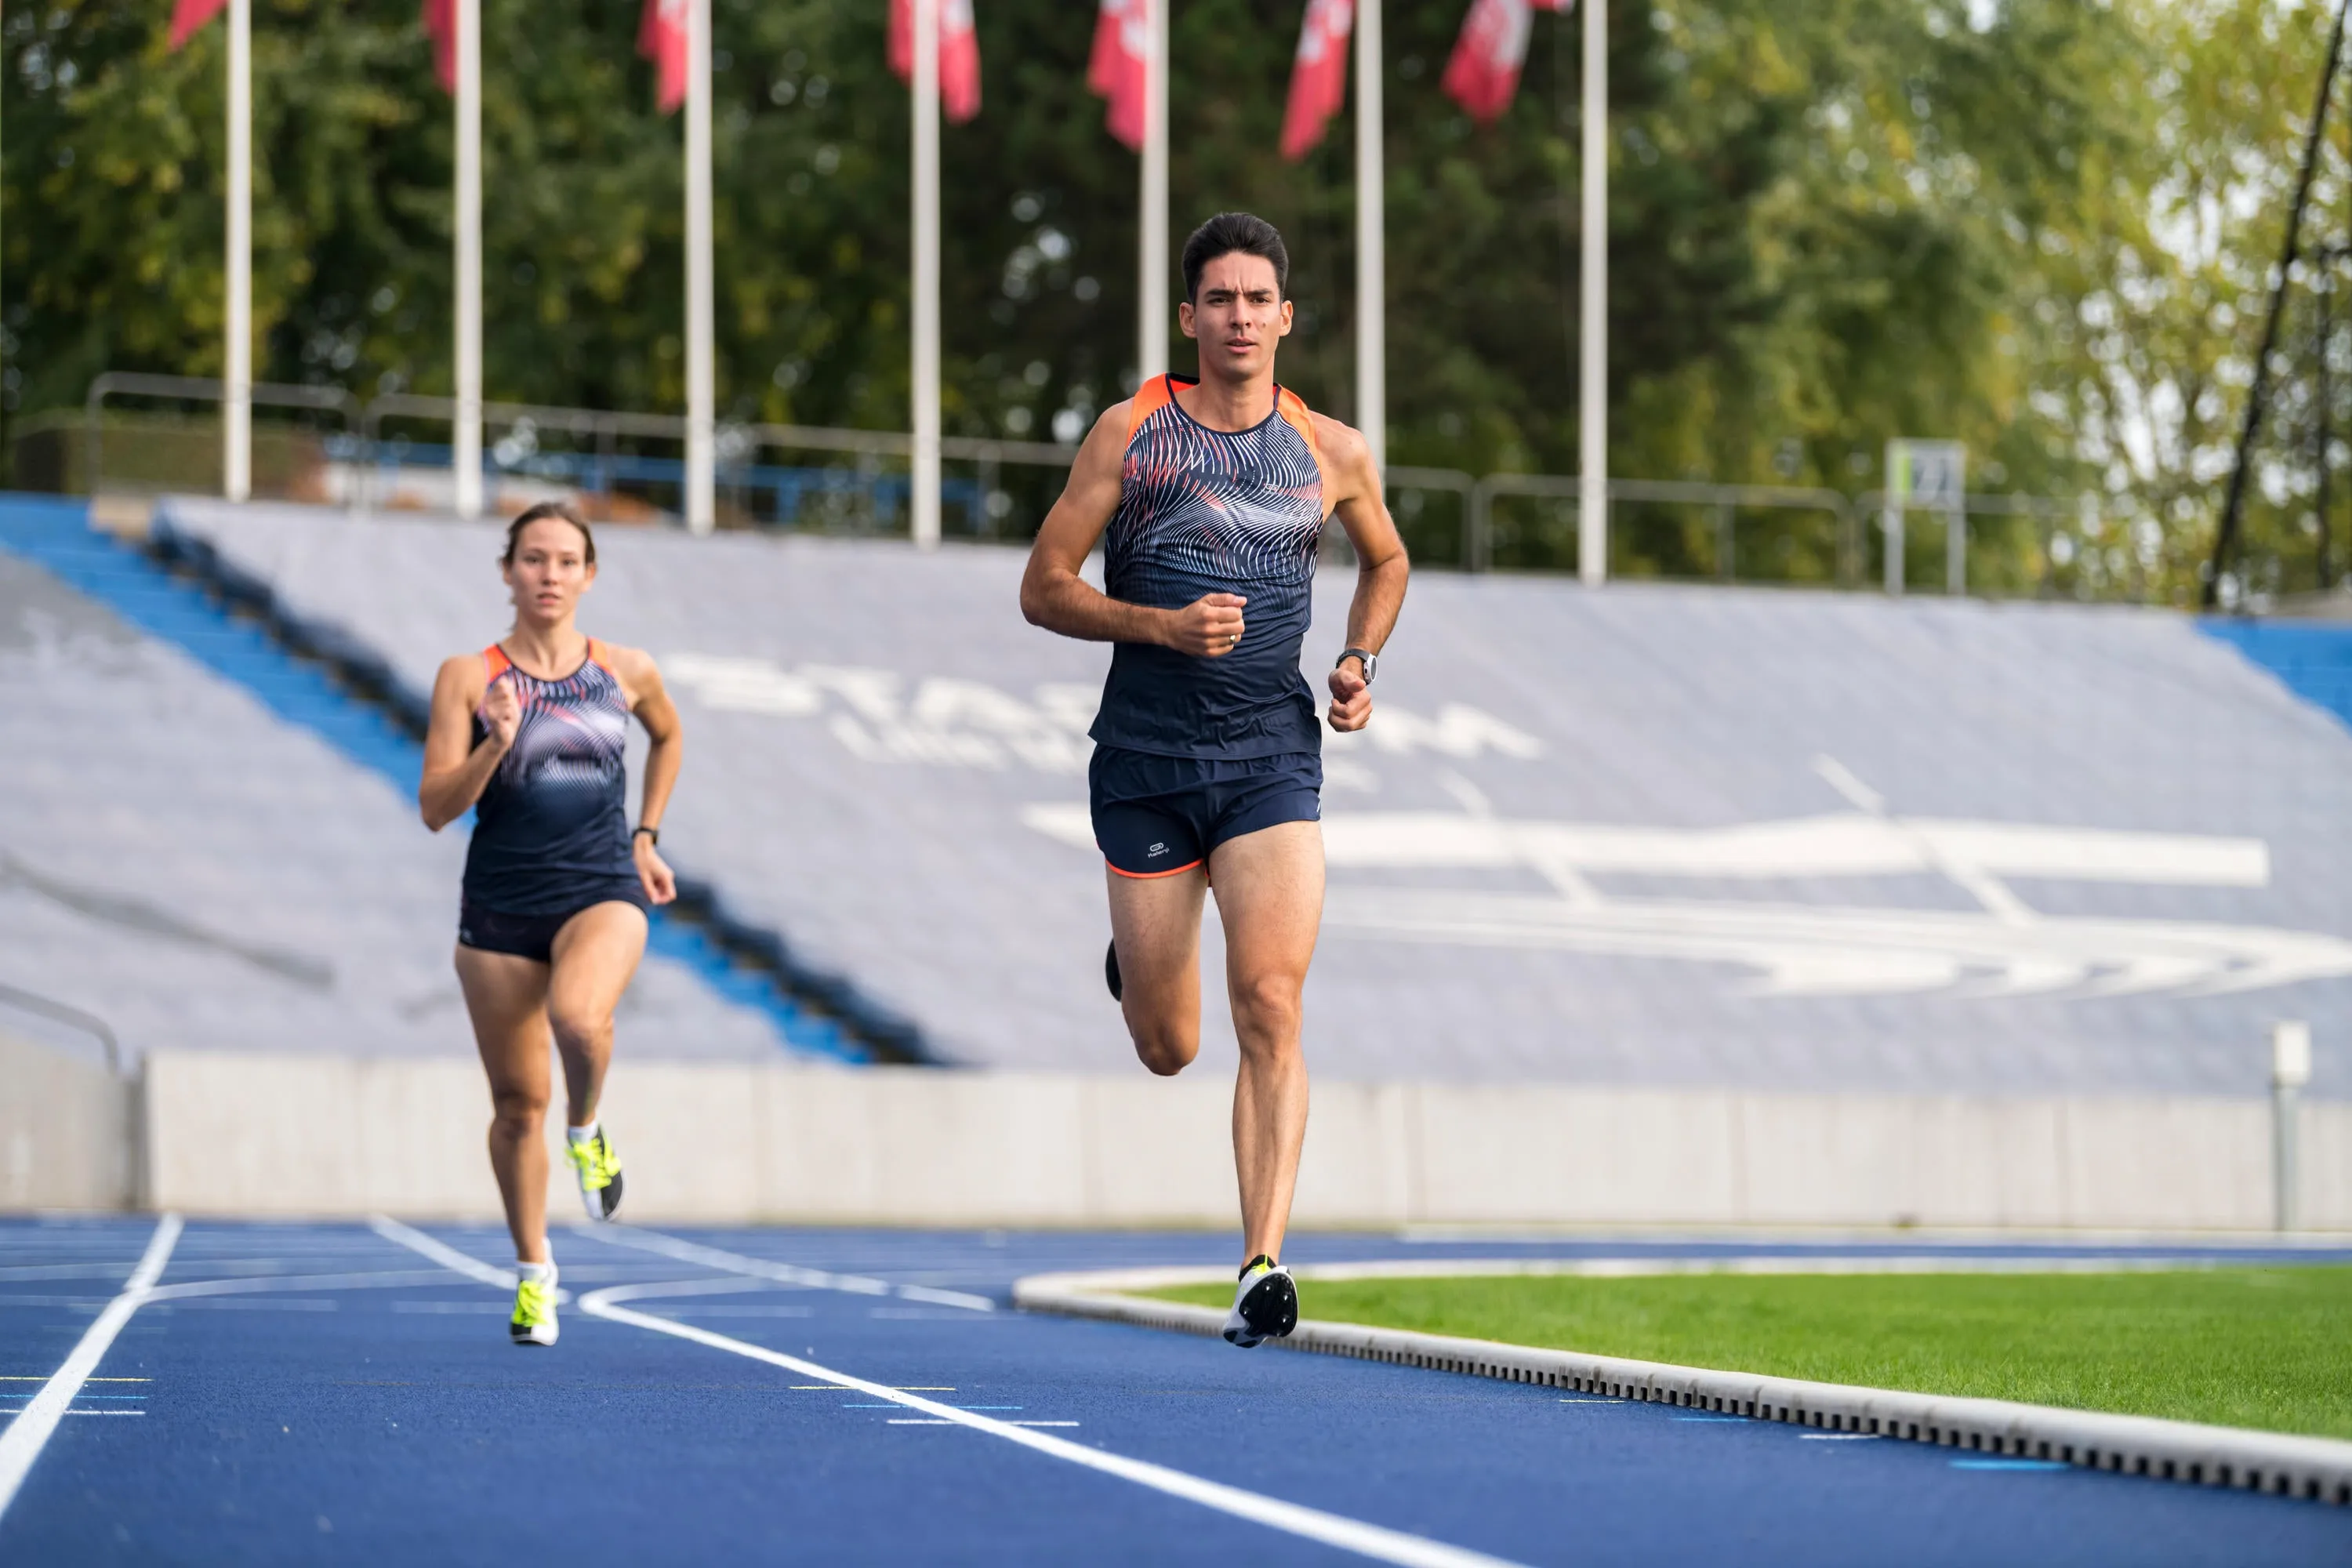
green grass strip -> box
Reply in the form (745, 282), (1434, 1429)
(1149, 1267), (2352, 1440)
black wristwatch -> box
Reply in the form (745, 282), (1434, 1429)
(1336, 648), (1378, 683)
(633, 826), (660, 845)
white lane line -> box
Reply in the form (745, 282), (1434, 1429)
(369, 1217), (572, 1304)
(0, 1213), (182, 1523)
(581, 1278), (1527, 1568)
(146, 1269), (460, 1301)
(577, 1224), (996, 1313)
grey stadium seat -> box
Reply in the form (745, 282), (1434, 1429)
(0, 543), (786, 1065)
(160, 497), (2352, 1098)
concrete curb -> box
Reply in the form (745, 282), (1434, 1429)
(1012, 1264), (2352, 1507)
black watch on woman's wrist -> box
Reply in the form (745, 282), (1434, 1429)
(633, 826), (659, 846)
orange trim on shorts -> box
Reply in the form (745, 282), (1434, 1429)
(1106, 857), (1205, 880)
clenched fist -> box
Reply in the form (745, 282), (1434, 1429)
(479, 677), (522, 751)
(1327, 660), (1373, 732)
(1164, 593), (1249, 658)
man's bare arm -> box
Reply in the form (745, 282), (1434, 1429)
(1018, 405), (1252, 659)
(1316, 416), (1410, 732)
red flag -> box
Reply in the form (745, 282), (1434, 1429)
(168, 0), (224, 49)
(1441, 0), (1570, 124)
(422, 0), (456, 93)
(638, 0), (688, 114)
(1087, 0), (1149, 152)
(1279, 0), (1353, 162)
(889, 0), (983, 125)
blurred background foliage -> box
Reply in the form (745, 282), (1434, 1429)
(2, 0), (2343, 600)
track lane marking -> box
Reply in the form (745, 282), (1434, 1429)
(579, 1277), (1529, 1568)
(369, 1217), (572, 1303)
(0, 1213), (181, 1523)
(576, 1224), (996, 1312)
(146, 1269), (462, 1301)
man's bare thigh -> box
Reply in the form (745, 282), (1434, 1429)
(1207, 820), (1324, 982)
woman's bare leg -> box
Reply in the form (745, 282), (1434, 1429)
(455, 946), (554, 1265)
(546, 902), (649, 1125)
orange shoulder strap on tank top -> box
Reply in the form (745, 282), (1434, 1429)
(1275, 386), (1322, 463)
(481, 644), (513, 682)
(1123, 373), (1178, 447)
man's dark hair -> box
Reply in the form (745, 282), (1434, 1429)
(1181, 212), (1290, 303)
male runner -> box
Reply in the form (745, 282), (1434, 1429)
(1019, 212), (1409, 1346)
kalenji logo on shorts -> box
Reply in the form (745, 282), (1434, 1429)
(1148, 842), (1167, 857)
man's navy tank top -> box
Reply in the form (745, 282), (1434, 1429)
(1089, 374), (1327, 759)
(460, 639), (645, 914)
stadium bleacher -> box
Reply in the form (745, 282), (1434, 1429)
(151, 496), (2352, 1098)
(0, 498), (791, 1066)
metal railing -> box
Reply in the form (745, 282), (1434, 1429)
(1468, 474), (1860, 581)
(85, 372), (361, 499)
(71, 374), (2122, 598)
(361, 392), (1086, 528)
(1855, 488), (2107, 598)
(0, 980), (124, 1076)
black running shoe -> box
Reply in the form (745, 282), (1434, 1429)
(1223, 1255), (1298, 1348)
(1105, 939), (1123, 1003)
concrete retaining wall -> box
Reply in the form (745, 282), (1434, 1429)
(112, 1051), (2352, 1231)
(0, 1031), (133, 1210)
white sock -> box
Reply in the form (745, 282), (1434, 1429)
(517, 1260), (556, 1286)
(567, 1121), (599, 1145)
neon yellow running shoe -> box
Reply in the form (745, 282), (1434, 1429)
(510, 1272), (558, 1346)
(566, 1127), (625, 1221)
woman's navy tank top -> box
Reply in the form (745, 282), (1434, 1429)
(460, 639), (646, 915)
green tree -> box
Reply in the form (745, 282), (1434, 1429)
(2, 0), (2340, 602)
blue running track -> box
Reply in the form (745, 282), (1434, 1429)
(3, 1218), (2349, 1565)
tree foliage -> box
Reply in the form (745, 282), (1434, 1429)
(1, 0), (2340, 598)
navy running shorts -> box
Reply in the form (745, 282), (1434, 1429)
(458, 893), (646, 964)
(1087, 746), (1322, 878)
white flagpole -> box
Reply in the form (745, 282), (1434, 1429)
(223, 0), (252, 503)
(1576, 0), (1606, 586)
(1353, 0), (1383, 470)
(911, 0), (942, 549)
(684, 0), (716, 534)
(1138, 0), (1169, 380)
(452, 0), (482, 521)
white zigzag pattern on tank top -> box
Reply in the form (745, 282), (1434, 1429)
(495, 659), (630, 800)
(1105, 397), (1323, 605)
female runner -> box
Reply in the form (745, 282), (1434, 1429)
(419, 500), (681, 1346)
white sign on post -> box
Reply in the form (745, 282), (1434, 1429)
(1885, 439), (1967, 597)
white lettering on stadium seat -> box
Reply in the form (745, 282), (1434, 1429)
(1018, 801), (2347, 1000)
(662, 652), (1540, 776)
